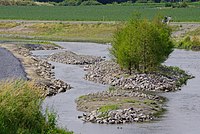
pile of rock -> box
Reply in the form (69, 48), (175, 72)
(22, 43), (60, 51)
(31, 57), (71, 96)
(32, 57), (55, 80)
(47, 51), (104, 65)
(85, 61), (191, 92)
(36, 79), (71, 96)
(14, 46), (32, 57)
(79, 107), (153, 124)
(13, 43), (60, 57)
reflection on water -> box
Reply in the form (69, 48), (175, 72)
(34, 42), (200, 134)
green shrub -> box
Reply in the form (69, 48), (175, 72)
(110, 16), (173, 74)
(80, 0), (102, 5)
(179, 2), (188, 8)
(177, 36), (200, 50)
(165, 2), (173, 7)
(0, 0), (37, 6)
(59, 0), (82, 6)
(0, 80), (72, 134)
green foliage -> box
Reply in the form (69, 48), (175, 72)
(110, 17), (173, 73)
(164, 2), (173, 7)
(153, 108), (166, 117)
(123, 99), (139, 103)
(177, 36), (200, 50)
(108, 86), (116, 92)
(172, 2), (188, 8)
(157, 65), (193, 87)
(80, 0), (102, 5)
(59, 0), (82, 6)
(0, 80), (73, 134)
(0, 0), (37, 6)
(98, 104), (119, 113)
(165, 2), (189, 8)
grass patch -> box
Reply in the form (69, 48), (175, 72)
(28, 22), (118, 43)
(123, 99), (139, 104)
(0, 22), (119, 43)
(143, 99), (157, 105)
(157, 65), (193, 87)
(153, 108), (166, 118)
(78, 95), (88, 100)
(98, 104), (119, 113)
(108, 86), (116, 92)
(0, 22), (19, 28)
(176, 36), (200, 51)
(0, 80), (72, 134)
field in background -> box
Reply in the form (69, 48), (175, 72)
(0, 6), (200, 22)
(1, 21), (200, 43)
(0, 22), (120, 43)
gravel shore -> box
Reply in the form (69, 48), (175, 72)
(0, 43), (71, 96)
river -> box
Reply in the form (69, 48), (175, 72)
(0, 47), (26, 80)
(32, 42), (200, 134)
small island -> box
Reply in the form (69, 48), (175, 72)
(76, 18), (193, 124)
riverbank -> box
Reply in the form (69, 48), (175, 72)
(0, 43), (71, 96)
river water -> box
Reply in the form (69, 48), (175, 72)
(0, 47), (26, 80)
(33, 42), (200, 134)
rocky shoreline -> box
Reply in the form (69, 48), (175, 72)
(76, 89), (165, 124)
(31, 56), (71, 96)
(1, 43), (71, 96)
(84, 61), (193, 92)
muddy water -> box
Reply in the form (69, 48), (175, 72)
(33, 42), (200, 134)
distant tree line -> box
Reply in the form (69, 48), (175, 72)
(0, 0), (199, 6)
(34, 0), (199, 4)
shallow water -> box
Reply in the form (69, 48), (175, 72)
(33, 42), (200, 134)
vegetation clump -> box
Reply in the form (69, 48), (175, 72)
(0, 80), (73, 134)
(177, 36), (200, 51)
(165, 2), (188, 8)
(0, 0), (37, 6)
(110, 17), (173, 74)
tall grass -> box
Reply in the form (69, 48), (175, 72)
(0, 80), (72, 134)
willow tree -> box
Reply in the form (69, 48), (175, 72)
(110, 18), (173, 74)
